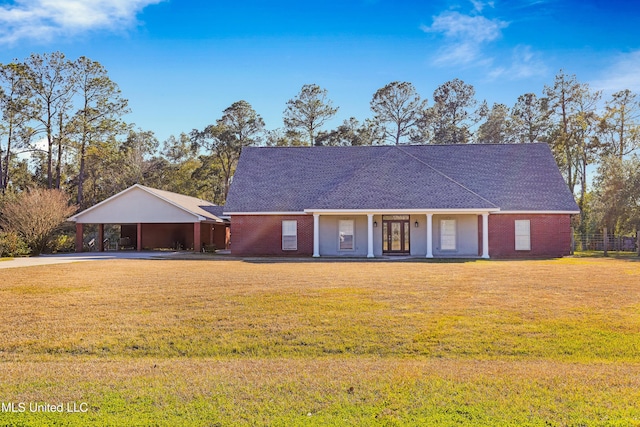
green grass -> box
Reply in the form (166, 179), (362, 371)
(0, 258), (639, 426)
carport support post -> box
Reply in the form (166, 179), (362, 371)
(98, 224), (104, 252)
(137, 223), (142, 251)
(194, 222), (202, 252)
(75, 223), (84, 253)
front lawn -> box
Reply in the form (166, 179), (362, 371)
(0, 258), (638, 426)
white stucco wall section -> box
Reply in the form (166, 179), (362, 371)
(71, 186), (201, 224)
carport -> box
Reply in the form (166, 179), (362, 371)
(68, 184), (229, 252)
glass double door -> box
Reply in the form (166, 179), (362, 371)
(382, 215), (410, 254)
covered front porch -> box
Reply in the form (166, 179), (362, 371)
(307, 210), (496, 259)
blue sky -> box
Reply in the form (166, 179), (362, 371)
(1, 0), (639, 143)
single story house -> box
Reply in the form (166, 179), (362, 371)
(223, 144), (579, 258)
(69, 184), (229, 252)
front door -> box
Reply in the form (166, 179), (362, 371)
(382, 215), (410, 254)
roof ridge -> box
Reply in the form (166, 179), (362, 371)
(394, 146), (499, 209)
(141, 185), (215, 205)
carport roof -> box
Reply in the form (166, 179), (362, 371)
(69, 184), (226, 224)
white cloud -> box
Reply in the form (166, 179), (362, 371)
(591, 50), (640, 94)
(422, 10), (508, 66)
(422, 2), (549, 80)
(423, 12), (506, 43)
(488, 45), (548, 80)
(0, 0), (163, 45)
(470, 0), (495, 13)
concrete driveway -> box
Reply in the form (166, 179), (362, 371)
(0, 251), (180, 269)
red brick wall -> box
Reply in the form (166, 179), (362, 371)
(212, 224), (230, 249)
(488, 214), (572, 258)
(141, 223), (194, 250)
(231, 215), (313, 256)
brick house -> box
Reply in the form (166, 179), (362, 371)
(69, 184), (230, 252)
(223, 144), (579, 259)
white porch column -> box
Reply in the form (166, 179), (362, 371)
(367, 214), (374, 258)
(482, 213), (490, 259)
(426, 213), (433, 258)
(313, 213), (320, 257)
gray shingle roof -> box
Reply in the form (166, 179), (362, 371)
(138, 185), (226, 222)
(223, 144), (579, 213)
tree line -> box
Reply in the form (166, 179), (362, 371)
(1, 52), (639, 254)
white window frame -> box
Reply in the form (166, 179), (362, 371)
(338, 219), (355, 251)
(440, 219), (457, 251)
(282, 220), (297, 251)
(515, 220), (531, 251)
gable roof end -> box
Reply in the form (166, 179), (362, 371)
(69, 184), (225, 223)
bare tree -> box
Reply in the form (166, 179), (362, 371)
(598, 89), (640, 159)
(476, 102), (511, 144)
(316, 117), (385, 146)
(0, 61), (33, 193)
(422, 78), (477, 144)
(544, 70), (597, 195)
(510, 93), (551, 144)
(283, 84), (338, 146)
(24, 52), (76, 189)
(0, 188), (76, 255)
(370, 81), (426, 145)
(70, 56), (129, 207)
(192, 100), (264, 200)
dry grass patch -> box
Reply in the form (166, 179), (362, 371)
(0, 257), (639, 425)
(1, 258), (638, 361)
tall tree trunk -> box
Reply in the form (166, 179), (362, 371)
(1, 121), (13, 193)
(0, 147), (4, 193)
(77, 136), (87, 207)
(55, 111), (64, 189)
(2, 141), (10, 193)
(579, 159), (588, 250)
(47, 110), (53, 188)
(619, 109), (625, 160)
(55, 138), (63, 189)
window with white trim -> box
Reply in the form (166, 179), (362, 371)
(515, 220), (531, 251)
(440, 219), (457, 251)
(339, 219), (355, 250)
(282, 220), (297, 250)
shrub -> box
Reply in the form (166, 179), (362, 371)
(50, 233), (76, 253)
(0, 231), (31, 257)
(0, 188), (76, 255)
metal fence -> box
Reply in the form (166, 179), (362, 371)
(572, 232), (639, 254)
